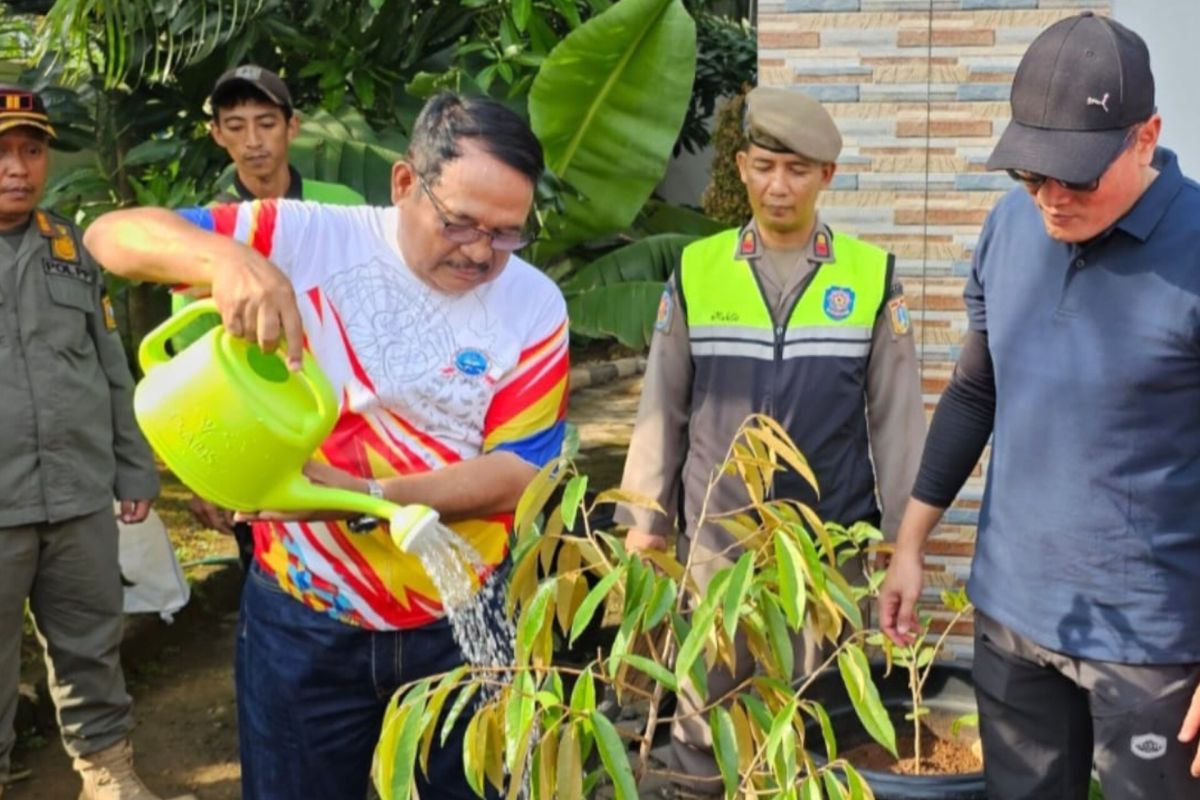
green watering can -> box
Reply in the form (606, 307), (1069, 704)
(134, 300), (438, 551)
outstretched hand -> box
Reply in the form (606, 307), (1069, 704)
(878, 546), (924, 646)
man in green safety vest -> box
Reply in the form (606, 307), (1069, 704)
(174, 65), (364, 561)
(617, 86), (926, 796)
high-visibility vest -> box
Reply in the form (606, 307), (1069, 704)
(678, 226), (891, 531)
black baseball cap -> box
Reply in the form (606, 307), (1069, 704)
(987, 12), (1155, 186)
(210, 65), (292, 113)
(0, 85), (56, 139)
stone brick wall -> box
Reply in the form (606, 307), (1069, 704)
(758, 0), (1112, 660)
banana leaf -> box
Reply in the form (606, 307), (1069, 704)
(529, 0), (696, 255)
(567, 281), (668, 351)
(291, 110), (406, 205)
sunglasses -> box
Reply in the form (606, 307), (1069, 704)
(1006, 124), (1141, 194)
(418, 175), (531, 252)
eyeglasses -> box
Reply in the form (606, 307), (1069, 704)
(418, 175), (531, 252)
(1006, 125), (1141, 194)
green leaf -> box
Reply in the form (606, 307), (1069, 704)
(634, 200), (725, 237)
(837, 646), (897, 757)
(529, 0), (697, 251)
(722, 551), (754, 641)
(569, 566), (623, 646)
(710, 706), (739, 798)
(642, 576), (677, 630)
(674, 603), (717, 688)
(440, 683), (481, 745)
(844, 763), (871, 800)
(570, 666), (596, 713)
(123, 138), (183, 168)
(566, 281), (671, 351)
(557, 723), (584, 799)
(761, 593), (794, 679)
(589, 711), (638, 800)
(561, 234), (695, 293)
(506, 671), (537, 773)
(561, 474), (588, 530)
(823, 771), (850, 800)
(807, 701), (838, 761)
(800, 775), (823, 800)
(774, 536), (804, 630)
(519, 579), (557, 658)
(764, 699), (797, 763)
(621, 654), (678, 692)
(512, 0), (532, 31)
(386, 691), (428, 800)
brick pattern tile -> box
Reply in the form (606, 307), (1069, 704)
(759, 0), (1112, 657)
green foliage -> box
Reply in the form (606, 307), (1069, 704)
(373, 417), (898, 799)
(701, 87), (753, 228)
(866, 587), (975, 775)
(529, 0), (697, 253)
(678, 12), (755, 155)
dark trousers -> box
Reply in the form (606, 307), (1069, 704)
(235, 567), (486, 800)
(972, 612), (1200, 800)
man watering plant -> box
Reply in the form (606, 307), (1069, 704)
(879, 13), (1200, 799)
(0, 87), (190, 800)
(617, 86), (926, 796)
(176, 64), (364, 570)
(85, 92), (567, 800)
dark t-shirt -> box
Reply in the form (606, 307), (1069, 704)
(964, 147), (1200, 664)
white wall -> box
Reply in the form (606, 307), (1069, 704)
(1113, 0), (1200, 177)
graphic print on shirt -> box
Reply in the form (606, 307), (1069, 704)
(179, 199), (570, 630)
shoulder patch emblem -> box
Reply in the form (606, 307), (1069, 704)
(823, 286), (855, 321)
(655, 286), (673, 332)
(737, 227), (760, 259)
(887, 295), (912, 336)
(101, 292), (118, 331)
(51, 224), (79, 263)
(813, 230), (831, 259)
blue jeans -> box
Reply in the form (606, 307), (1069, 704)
(236, 566), (489, 800)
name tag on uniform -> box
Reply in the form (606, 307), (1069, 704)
(43, 258), (95, 284)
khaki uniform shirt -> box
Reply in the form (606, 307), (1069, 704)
(618, 218), (926, 539)
(0, 211), (159, 527)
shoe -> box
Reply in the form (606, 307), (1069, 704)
(73, 739), (197, 800)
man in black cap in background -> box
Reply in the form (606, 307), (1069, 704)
(176, 65), (363, 560)
(880, 12), (1200, 798)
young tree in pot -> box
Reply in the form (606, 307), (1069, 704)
(372, 415), (902, 799)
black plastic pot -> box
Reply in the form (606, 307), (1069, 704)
(804, 661), (986, 800)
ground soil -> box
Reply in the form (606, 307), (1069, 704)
(841, 721), (982, 777)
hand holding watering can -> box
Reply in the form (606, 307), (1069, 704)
(133, 300), (439, 551)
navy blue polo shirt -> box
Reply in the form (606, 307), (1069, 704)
(966, 147), (1200, 664)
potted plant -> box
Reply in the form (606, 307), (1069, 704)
(805, 583), (986, 800)
(371, 415), (905, 799)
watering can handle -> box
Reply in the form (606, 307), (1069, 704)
(138, 298), (221, 373)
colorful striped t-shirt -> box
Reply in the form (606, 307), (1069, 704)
(180, 200), (569, 630)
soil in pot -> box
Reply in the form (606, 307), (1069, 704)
(841, 711), (981, 776)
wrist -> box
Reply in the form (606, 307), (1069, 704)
(363, 478), (385, 500)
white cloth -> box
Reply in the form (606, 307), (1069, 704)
(115, 505), (190, 622)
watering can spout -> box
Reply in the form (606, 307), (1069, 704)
(272, 476), (440, 553)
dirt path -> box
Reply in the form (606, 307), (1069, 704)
(9, 375), (645, 800)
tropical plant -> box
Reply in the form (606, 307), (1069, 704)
(866, 588), (975, 775)
(373, 415), (900, 799)
(702, 87), (753, 227)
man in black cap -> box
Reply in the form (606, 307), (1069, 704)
(177, 65), (364, 557)
(880, 12), (1200, 798)
(0, 86), (190, 800)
